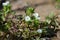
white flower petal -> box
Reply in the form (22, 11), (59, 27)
(33, 13), (39, 18)
(25, 16), (31, 21)
(2, 1), (9, 6)
(3, 3), (7, 6)
(41, 38), (46, 40)
(6, 1), (9, 4)
(37, 29), (42, 33)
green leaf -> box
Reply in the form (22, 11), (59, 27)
(3, 4), (11, 13)
(25, 7), (34, 16)
(46, 12), (54, 20)
(56, 0), (60, 2)
(33, 20), (39, 27)
(1, 16), (5, 21)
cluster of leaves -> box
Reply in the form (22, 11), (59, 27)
(40, 13), (59, 38)
(0, 1), (60, 40)
(0, 2), (11, 32)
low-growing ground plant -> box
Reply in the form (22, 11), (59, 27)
(0, 1), (60, 40)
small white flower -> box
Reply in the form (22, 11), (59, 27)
(33, 13), (40, 20)
(25, 16), (31, 21)
(6, 1), (9, 4)
(33, 13), (39, 18)
(41, 38), (46, 40)
(37, 29), (42, 33)
(3, 1), (9, 6)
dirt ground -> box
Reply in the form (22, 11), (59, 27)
(11, 0), (60, 20)
(10, 0), (60, 40)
